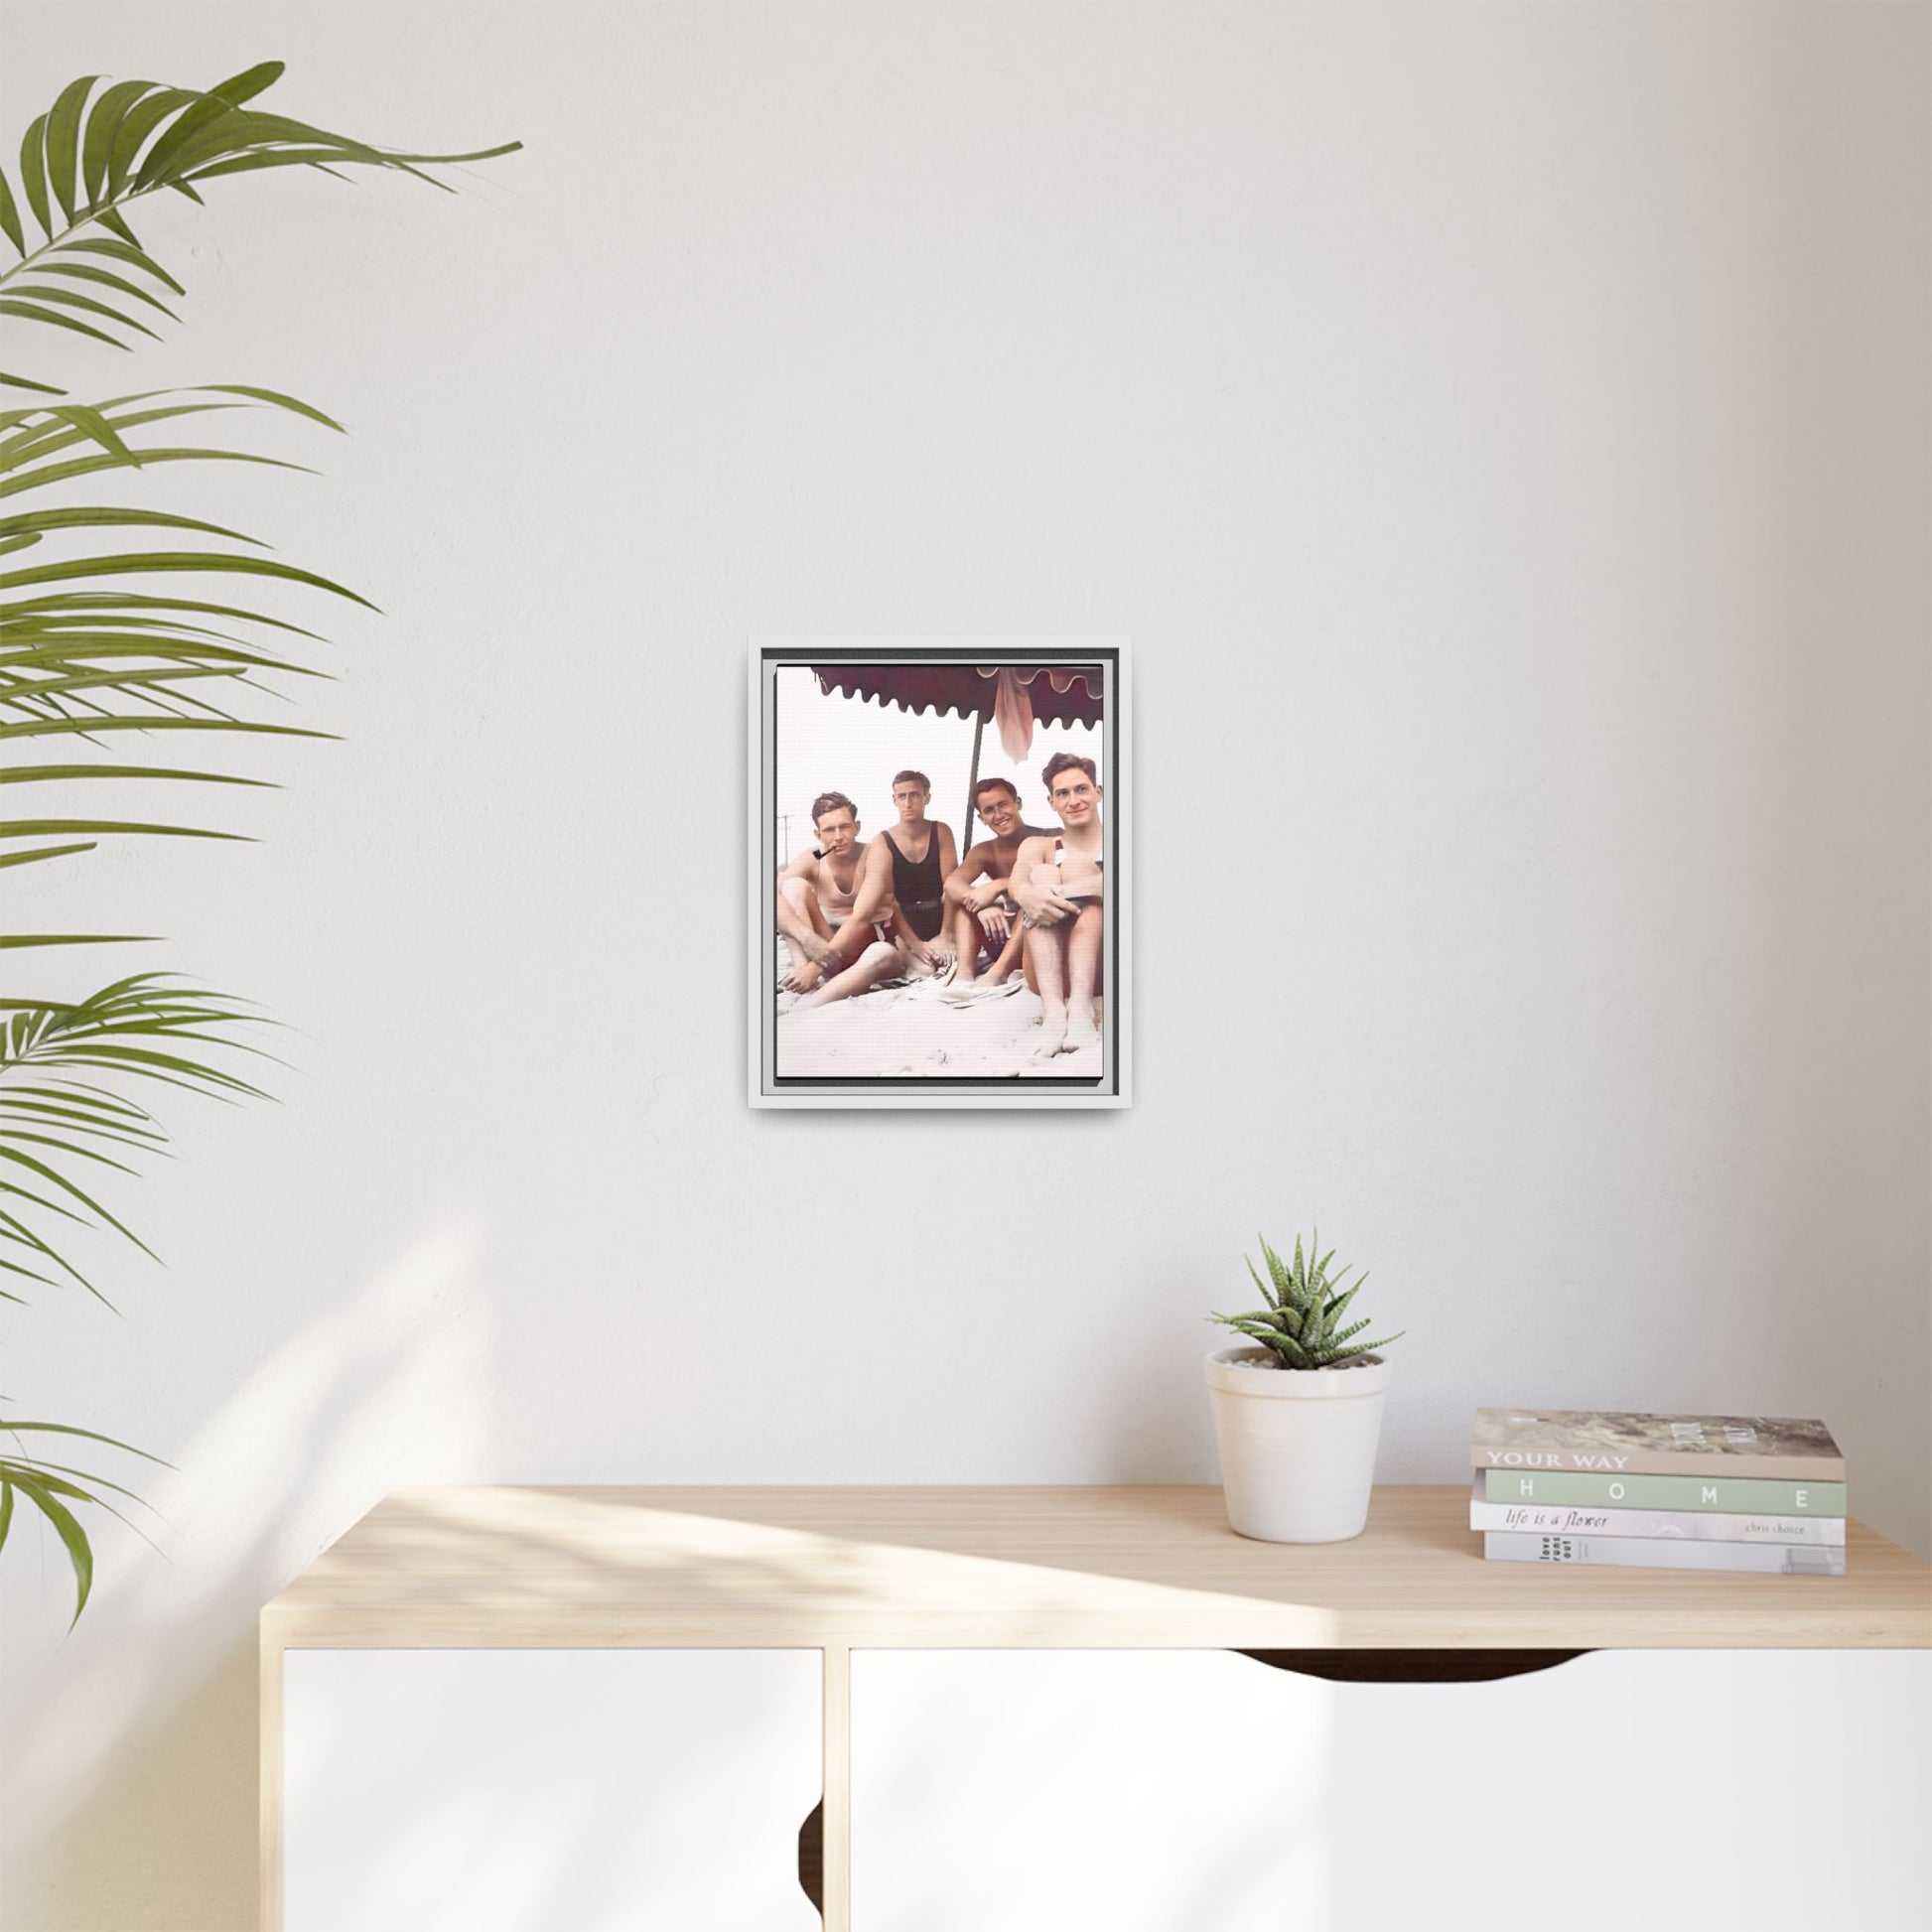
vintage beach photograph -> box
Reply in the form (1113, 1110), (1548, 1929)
(749, 641), (1127, 1106)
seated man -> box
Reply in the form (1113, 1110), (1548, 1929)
(799, 769), (959, 1007)
(938, 775), (1043, 1002)
(774, 790), (875, 994)
(1010, 751), (1105, 1058)
(872, 768), (958, 971)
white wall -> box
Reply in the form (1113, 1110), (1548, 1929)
(4, 3), (1926, 1926)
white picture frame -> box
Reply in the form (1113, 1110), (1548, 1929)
(748, 637), (1131, 1109)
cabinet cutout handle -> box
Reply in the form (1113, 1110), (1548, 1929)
(1236, 1648), (1588, 1684)
(797, 1797), (824, 1918)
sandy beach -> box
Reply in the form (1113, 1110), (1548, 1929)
(775, 972), (1104, 1081)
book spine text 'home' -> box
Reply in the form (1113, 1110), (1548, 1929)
(1482, 1470), (1846, 1515)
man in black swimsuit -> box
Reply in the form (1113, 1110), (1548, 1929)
(801, 768), (960, 1005)
(874, 768), (957, 968)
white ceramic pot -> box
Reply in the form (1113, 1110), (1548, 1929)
(1203, 1346), (1392, 1543)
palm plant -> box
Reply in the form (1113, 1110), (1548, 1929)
(0, 62), (515, 1618)
(1211, 1233), (1405, 1370)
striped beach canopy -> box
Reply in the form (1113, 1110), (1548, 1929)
(808, 663), (1104, 734)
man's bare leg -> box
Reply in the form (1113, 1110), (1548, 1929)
(946, 905), (984, 988)
(982, 921), (1024, 987)
(1025, 921), (1071, 1057)
(806, 938), (900, 1008)
(816, 900), (887, 980)
(944, 917), (1024, 1003)
(777, 878), (834, 990)
(899, 936), (946, 981)
(1063, 903), (1103, 1051)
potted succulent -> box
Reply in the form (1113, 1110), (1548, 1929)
(1204, 1233), (1404, 1544)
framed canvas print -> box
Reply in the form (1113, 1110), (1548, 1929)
(749, 638), (1129, 1109)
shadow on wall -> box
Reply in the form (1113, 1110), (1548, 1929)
(5, 1223), (490, 1932)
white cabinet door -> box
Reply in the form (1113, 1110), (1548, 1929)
(285, 1648), (822, 1932)
(851, 1649), (1931, 1932)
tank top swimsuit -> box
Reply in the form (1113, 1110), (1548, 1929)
(887, 826), (946, 940)
(811, 854), (858, 927)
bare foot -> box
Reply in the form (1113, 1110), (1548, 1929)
(783, 961), (824, 994)
(1035, 1007), (1068, 1058)
(939, 976), (978, 1004)
(1064, 1006), (1099, 1052)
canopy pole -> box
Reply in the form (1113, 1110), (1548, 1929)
(960, 711), (985, 861)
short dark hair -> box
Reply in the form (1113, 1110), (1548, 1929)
(1042, 752), (1097, 791)
(972, 776), (1021, 809)
(891, 769), (930, 793)
(810, 790), (857, 826)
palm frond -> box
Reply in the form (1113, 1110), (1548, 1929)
(0, 1416), (171, 1623)
(0, 975), (271, 1303)
(1, 64), (518, 392)
(1, 62), (516, 1624)
(0, 385), (349, 944)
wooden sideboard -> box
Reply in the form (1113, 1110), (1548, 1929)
(260, 1484), (1932, 1930)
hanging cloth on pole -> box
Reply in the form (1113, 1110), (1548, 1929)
(993, 666), (1035, 761)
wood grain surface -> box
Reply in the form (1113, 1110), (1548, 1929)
(262, 1484), (1932, 1651)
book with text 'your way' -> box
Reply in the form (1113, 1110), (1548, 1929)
(1470, 1409), (1844, 1481)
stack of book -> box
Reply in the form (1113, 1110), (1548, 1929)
(1469, 1408), (1846, 1576)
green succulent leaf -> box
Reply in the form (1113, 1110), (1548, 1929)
(1352, 1333), (1404, 1356)
(1231, 1235), (1398, 1370)
(1257, 1235), (1287, 1302)
(1223, 1319), (1282, 1345)
(1244, 1254), (1278, 1311)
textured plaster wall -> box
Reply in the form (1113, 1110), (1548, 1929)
(3, 3), (1927, 1927)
